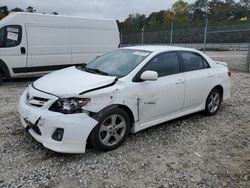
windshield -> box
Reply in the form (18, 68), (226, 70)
(83, 49), (152, 77)
(0, 25), (22, 48)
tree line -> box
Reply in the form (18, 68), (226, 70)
(118, 0), (250, 44)
(1, 0), (249, 30)
(0, 6), (58, 20)
(1, 0), (249, 44)
(118, 0), (250, 33)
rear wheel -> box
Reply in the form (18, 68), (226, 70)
(89, 108), (130, 151)
(204, 88), (222, 116)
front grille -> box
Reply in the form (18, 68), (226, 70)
(33, 97), (49, 102)
(26, 95), (49, 108)
(30, 104), (44, 107)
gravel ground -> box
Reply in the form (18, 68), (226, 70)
(0, 70), (250, 187)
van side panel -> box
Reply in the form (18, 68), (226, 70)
(26, 25), (71, 68)
(0, 13), (120, 78)
(71, 28), (119, 64)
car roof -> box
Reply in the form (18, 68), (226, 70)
(122, 45), (200, 54)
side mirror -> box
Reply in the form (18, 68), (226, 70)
(140, 71), (158, 81)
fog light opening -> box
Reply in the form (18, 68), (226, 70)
(52, 128), (64, 141)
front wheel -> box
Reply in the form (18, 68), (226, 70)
(89, 108), (131, 151)
(204, 88), (222, 116)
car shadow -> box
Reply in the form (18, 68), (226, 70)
(3, 77), (40, 85)
(41, 111), (207, 159)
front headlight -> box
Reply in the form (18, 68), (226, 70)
(49, 98), (90, 114)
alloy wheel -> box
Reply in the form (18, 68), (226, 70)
(207, 92), (220, 113)
(99, 114), (127, 146)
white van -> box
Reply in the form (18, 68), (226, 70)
(0, 12), (120, 83)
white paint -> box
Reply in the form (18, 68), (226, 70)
(134, 51), (150, 56)
(18, 46), (231, 153)
(33, 66), (116, 97)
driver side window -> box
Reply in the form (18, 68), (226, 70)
(143, 52), (180, 77)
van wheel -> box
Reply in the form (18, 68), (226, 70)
(204, 88), (222, 116)
(89, 108), (130, 151)
(0, 72), (3, 85)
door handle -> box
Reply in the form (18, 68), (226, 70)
(207, 73), (213, 78)
(176, 79), (185, 84)
(20, 47), (26, 54)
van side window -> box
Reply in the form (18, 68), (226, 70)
(181, 52), (210, 72)
(0, 25), (22, 48)
(143, 52), (180, 77)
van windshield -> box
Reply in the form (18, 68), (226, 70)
(0, 25), (22, 48)
(82, 49), (151, 77)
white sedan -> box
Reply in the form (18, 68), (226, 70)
(18, 46), (231, 153)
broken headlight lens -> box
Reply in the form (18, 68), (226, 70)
(49, 98), (90, 114)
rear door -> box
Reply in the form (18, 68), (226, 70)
(0, 24), (27, 77)
(180, 51), (215, 111)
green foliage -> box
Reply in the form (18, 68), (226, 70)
(26, 6), (36, 13)
(0, 6), (9, 20)
(120, 0), (250, 33)
(0, 1), (249, 44)
(240, 0), (250, 9)
(172, 0), (190, 24)
(11, 7), (24, 12)
(120, 0), (250, 44)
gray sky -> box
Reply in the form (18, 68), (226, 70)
(1, 0), (196, 21)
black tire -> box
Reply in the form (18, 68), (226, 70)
(89, 108), (131, 151)
(0, 72), (3, 85)
(204, 88), (222, 116)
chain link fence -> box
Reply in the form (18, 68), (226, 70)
(247, 44), (250, 72)
(121, 23), (250, 72)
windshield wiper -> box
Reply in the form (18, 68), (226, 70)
(84, 67), (109, 76)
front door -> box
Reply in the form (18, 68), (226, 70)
(0, 24), (27, 76)
(134, 52), (185, 125)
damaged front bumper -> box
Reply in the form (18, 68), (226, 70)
(18, 86), (98, 154)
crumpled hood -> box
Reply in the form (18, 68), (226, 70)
(33, 66), (117, 97)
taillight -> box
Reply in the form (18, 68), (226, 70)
(228, 68), (232, 77)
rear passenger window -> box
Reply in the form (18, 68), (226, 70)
(143, 52), (179, 77)
(181, 52), (210, 72)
